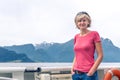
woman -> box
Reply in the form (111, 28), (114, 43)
(71, 11), (103, 80)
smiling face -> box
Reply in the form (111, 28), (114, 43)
(76, 17), (90, 30)
(75, 13), (91, 30)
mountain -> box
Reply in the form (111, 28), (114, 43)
(35, 40), (74, 62)
(0, 47), (34, 62)
(4, 44), (35, 60)
(4, 44), (51, 62)
(101, 38), (120, 62)
(3, 37), (120, 62)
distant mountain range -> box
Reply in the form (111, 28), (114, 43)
(0, 47), (34, 62)
(1, 37), (120, 62)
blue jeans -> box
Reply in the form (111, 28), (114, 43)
(72, 71), (98, 80)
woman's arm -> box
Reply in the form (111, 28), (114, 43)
(71, 57), (76, 74)
(87, 42), (103, 76)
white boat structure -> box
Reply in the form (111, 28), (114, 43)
(0, 63), (120, 80)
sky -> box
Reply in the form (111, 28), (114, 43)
(0, 0), (120, 47)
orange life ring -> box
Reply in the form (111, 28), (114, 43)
(104, 68), (120, 80)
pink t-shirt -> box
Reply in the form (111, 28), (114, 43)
(73, 31), (101, 72)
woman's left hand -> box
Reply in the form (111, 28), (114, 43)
(87, 72), (93, 76)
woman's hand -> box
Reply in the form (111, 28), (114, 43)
(71, 69), (75, 74)
(87, 71), (93, 76)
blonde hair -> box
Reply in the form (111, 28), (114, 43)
(74, 12), (91, 28)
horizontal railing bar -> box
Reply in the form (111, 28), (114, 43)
(0, 63), (120, 73)
(0, 77), (18, 80)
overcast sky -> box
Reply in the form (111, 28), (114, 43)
(0, 0), (120, 47)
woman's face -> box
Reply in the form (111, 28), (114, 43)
(76, 17), (90, 30)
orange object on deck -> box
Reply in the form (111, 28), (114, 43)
(104, 68), (120, 80)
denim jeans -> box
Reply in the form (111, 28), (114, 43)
(72, 71), (98, 80)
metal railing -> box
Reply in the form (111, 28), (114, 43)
(0, 63), (120, 80)
(0, 77), (18, 80)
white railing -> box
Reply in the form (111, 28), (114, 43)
(0, 77), (18, 80)
(0, 63), (120, 80)
(0, 66), (40, 80)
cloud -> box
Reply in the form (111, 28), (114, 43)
(0, 0), (120, 47)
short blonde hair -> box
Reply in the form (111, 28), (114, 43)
(74, 11), (91, 28)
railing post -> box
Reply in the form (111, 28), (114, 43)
(12, 72), (24, 80)
(40, 74), (50, 80)
(98, 69), (104, 80)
